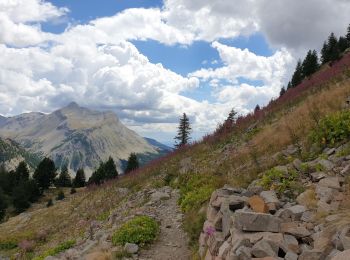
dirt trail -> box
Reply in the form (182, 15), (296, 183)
(137, 189), (191, 260)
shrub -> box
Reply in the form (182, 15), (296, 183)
(112, 216), (159, 246)
(0, 240), (17, 250)
(70, 188), (76, 194)
(310, 110), (350, 146)
(56, 190), (65, 200)
(32, 240), (75, 260)
(259, 168), (299, 196)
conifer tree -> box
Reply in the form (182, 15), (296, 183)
(12, 182), (31, 213)
(125, 153), (139, 174)
(174, 113), (191, 148)
(56, 164), (71, 187)
(73, 168), (86, 187)
(302, 50), (319, 78)
(14, 161), (29, 185)
(291, 60), (303, 87)
(254, 105), (261, 113)
(346, 24), (350, 43)
(104, 157), (118, 180)
(338, 36), (350, 53)
(321, 41), (330, 64)
(33, 157), (56, 191)
(0, 188), (7, 222)
(327, 33), (340, 61)
(226, 108), (237, 125)
(287, 81), (292, 89)
(279, 86), (286, 96)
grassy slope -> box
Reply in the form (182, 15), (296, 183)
(1, 57), (350, 257)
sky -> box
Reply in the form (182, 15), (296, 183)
(0, 0), (350, 145)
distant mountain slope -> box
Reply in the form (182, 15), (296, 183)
(0, 137), (41, 171)
(0, 102), (163, 176)
(144, 137), (173, 153)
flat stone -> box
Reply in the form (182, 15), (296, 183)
(248, 195), (269, 213)
(293, 159), (303, 171)
(207, 205), (219, 222)
(221, 200), (233, 238)
(234, 212), (282, 233)
(260, 191), (280, 205)
(339, 225), (350, 250)
(301, 210), (315, 222)
(207, 232), (224, 255)
(283, 234), (299, 254)
(310, 171), (327, 182)
(286, 205), (307, 220)
(331, 249), (350, 260)
(318, 159), (335, 171)
(315, 185), (337, 203)
(235, 245), (252, 260)
(296, 189), (317, 208)
(298, 250), (323, 260)
(251, 239), (278, 258)
(218, 240), (231, 258)
(281, 222), (311, 238)
(318, 177), (341, 190)
(150, 191), (170, 201)
(285, 251), (298, 260)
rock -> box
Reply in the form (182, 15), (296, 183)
(324, 148), (336, 156)
(234, 212), (281, 233)
(331, 249), (350, 260)
(315, 185), (337, 203)
(340, 164), (350, 176)
(251, 239), (278, 258)
(213, 211), (223, 231)
(124, 243), (139, 254)
(283, 234), (299, 254)
(231, 237), (252, 253)
(280, 222), (311, 238)
(227, 195), (248, 211)
(199, 232), (209, 248)
(85, 251), (111, 260)
(150, 191), (170, 202)
(298, 250), (323, 260)
(296, 189), (317, 208)
(207, 232), (224, 255)
(293, 159), (303, 171)
(326, 249), (342, 260)
(318, 159), (335, 171)
(260, 191), (280, 205)
(284, 205), (307, 220)
(235, 245), (252, 260)
(310, 171), (327, 182)
(275, 165), (289, 175)
(313, 230), (334, 256)
(179, 157), (192, 174)
(339, 225), (350, 250)
(207, 205), (219, 222)
(221, 200), (233, 238)
(218, 240), (231, 258)
(301, 210), (316, 222)
(285, 251), (298, 260)
(318, 177), (341, 190)
(248, 195), (269, 213)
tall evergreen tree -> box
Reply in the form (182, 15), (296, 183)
(104, 157), (118, 180)
(321, 41), (330, 64)
(291, 60), (303, 87)
(14, 161), (29, 185)
(88, 157), (118, 185)
(279, 86), (286, 96)
(125, 153), (139, 174)
(302, 50), (319, 78)
(346, 24), (350, 43)
(174, 113), (191, 148)
(73, 168), (86, 187)
(12, 182), (31, 213)
(254, 105), (261, 113)
(0, 188), (7, 222)
(33, 157), (56, 191)
(328, 33), (340, 61)
(287, 81), (292, 89)
(338, 36), (350, 53)
(56, 164), (71, 187)
(226, 108), (237, 125)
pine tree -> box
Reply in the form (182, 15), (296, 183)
(254, 105), (261, 113)
(338, 36), (350, 53)
(302, 50), (319, 78)
(291, 60), (303, 87)
(56, 165), (71, 187)
(33, 158), (57, 191)
(287, 81), (292, 89)
(14, 161), (29, 185)
(279, 86), (286, 96)
(226, 108), (237, 126)
(174, 113), (191, 148)
(125, 153), (139, 174)
(346, 24), (350, 43)
(321, 41), (330, 64)
(12, 182), (31, 213)
(73, 168), (86, 187)
(328, 33), (340, 61)
(0, 188), (7, 222)
(104, 157), (118, 180)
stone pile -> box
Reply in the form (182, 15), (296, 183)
(199, 143), (350, 260)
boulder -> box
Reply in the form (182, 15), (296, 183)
(310, 172), (327, 182)
(124, 243), (139, 254)
(218, 240), (231, 258)
(260, 191), (280, 205)
(331, 249), (350, 260)
(235, 245), (252, 260)
(207, 205), (219, 222)
(318, 159), (335, 171)
(298, 250), (323, 260)
(287, 205), (307, 220)
(248, 195), (269, 213)
(213, 211), (223, 231)
(227, 195), (248, 211)
(150, 191), (170, 202)
(285, 252), (298, 260)
(221, 201), (233, 238)
(251, 239), (278, 258)
(207, 232), (224, 255)
(339, 226), (350, 250)
(292, 159), (303, 172)
(234, 212), (281, 233)
(283, 234), (299, 254)
(280, 222), (311, 238)
(315, 185), (336, 203)
(318, 177), (341, 190)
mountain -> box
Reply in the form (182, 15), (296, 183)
(144, 137), (173, 153)
(0, 102), (163, 175)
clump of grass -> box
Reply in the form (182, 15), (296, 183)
(310, 110), (350, 146)
(33, 240), (75, 260)
(0, 240), (17, 250)
(96, 210), (110, 221)
(112, 216), (159, 247)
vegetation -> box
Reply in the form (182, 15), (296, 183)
(33, 158), (57, 191)
(310, 110), (350, 146)
(73, 168), (86, 187)
(55, 165), (72, 187)
(56, 190), (65, 201)
(125, 153), (139, 174)
(88, 157), (118, 185)
(174, 113), (192, 148)
(112, 216), (159, 246)
(32, 240), (75, 260)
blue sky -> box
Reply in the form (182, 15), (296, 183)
(1, 0), (349, 145)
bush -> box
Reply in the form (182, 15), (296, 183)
(56, 191), (65, 200)
(259, 168), (299, 196)
(310, 110), (350, 146)
(70, 188), (76, 194)
(0, 240), (17, 250)
(32, 240), (75, 260)
(112, 216), (159, 246)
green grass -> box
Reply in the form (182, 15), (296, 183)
(32, 240), (75, 260)
(112, 216), (159, 246)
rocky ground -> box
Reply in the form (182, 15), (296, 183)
(43, 187), (190, 260)
(199, 143), (350, 260)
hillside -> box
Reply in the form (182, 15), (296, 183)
(1, 55), (350, 259)
(0, 103), (167, 175)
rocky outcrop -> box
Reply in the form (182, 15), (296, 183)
(199, 143), (350, 260)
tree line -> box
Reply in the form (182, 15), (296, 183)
(280, 24), (350, 95)
(0, 153), (140, 222)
